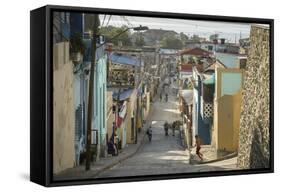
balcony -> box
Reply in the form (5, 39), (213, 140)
(107, 69), (138, 88)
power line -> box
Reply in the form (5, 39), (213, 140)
(121, 16), (134, 28)
(105, 15), (112, 27)
(101, 14), (107, 27)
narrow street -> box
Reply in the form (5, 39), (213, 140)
(96, 82), (237, 178)
(48, 12), (271, 184)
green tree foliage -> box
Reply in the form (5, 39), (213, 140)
(179, 32), (189, 45)
(84, 14), (101, 32)
(99, 25), (132, 46)
(190, 34), (201, 42)
(135, 34), (145, 47)
(160, 34), (183, 49)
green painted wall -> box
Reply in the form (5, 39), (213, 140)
(221, 72), (242, 97)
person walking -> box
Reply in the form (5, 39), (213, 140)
(172, 121), (176, 136)
(159, 92), (162, 102)
(165, 93), (168, 102)
(164, 121), (169, 136)
(146, 126), (152, 142)
(195, 135), (203, 161)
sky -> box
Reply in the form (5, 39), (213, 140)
(99, 14), (252, 43)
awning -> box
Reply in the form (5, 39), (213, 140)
(113, 89), (134, 101)
(109, 53), (140, 66)
(119, 102), (127, 119)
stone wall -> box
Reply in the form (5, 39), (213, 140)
(237, 25), (270, 169)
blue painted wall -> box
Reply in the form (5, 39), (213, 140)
(193, 73), (211, 144)
(93, 52), (107, 147)
(221, 72), (242, 97)
(70, 13), (83, 37)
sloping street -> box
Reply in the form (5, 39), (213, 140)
(96, 84), (238, 178)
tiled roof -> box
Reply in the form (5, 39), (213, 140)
(196, 64), (204, 73)
(180, 64), (193, 72)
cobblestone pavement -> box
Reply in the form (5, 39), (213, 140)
(96, 85), (239, 178)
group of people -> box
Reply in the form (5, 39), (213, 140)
(146, 123), (204, 161)
(107, 122), (119, 156)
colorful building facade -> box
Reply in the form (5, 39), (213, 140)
(212, 68), (243, 152)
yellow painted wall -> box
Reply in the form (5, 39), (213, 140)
(126, 89), (137, 144)
(143, 92), (150, 121)
(213, 68), (243, 152)
(213, 91), (242, 152)
(217, 95), (234, 151)
(212, 97), (218, 149)
(232, 91), (242, 150)
(53, 42), (75, 174)
(106, 91), (114, 141)
(126, 102), (132, 143)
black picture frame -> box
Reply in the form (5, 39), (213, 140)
(30, 4), (274, 187)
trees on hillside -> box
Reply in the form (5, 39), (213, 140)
(99, 25), (132, 46)
(160, 34), (183, 49)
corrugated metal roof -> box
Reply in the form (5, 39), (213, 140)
(110, 53), (140, 66)
(113, 89), (134, 101)
(159, 48), (178, 55)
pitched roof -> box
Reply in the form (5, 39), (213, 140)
(204, 59), (227, 72)
(179, 47), (212, 56)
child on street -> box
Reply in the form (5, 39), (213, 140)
(195, 135), (203, 161)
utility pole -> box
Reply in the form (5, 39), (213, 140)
(86, 14), (99, 171)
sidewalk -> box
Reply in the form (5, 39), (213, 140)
(54, 128), (147, 181)
(190, 145), (237, 165)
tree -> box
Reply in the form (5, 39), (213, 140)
(99, 25), (132, 46)
(179, 32), (189, 45)
(160, 35), (183, 49)
(190, 34), (201, 42)
(135, 34), (145, 47)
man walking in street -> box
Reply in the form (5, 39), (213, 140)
(164, 121), (169, 136)
(195, 135), (203, 161)
(146, 126), (152, 142)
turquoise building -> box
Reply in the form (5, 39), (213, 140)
(71, 12), (108, 164)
